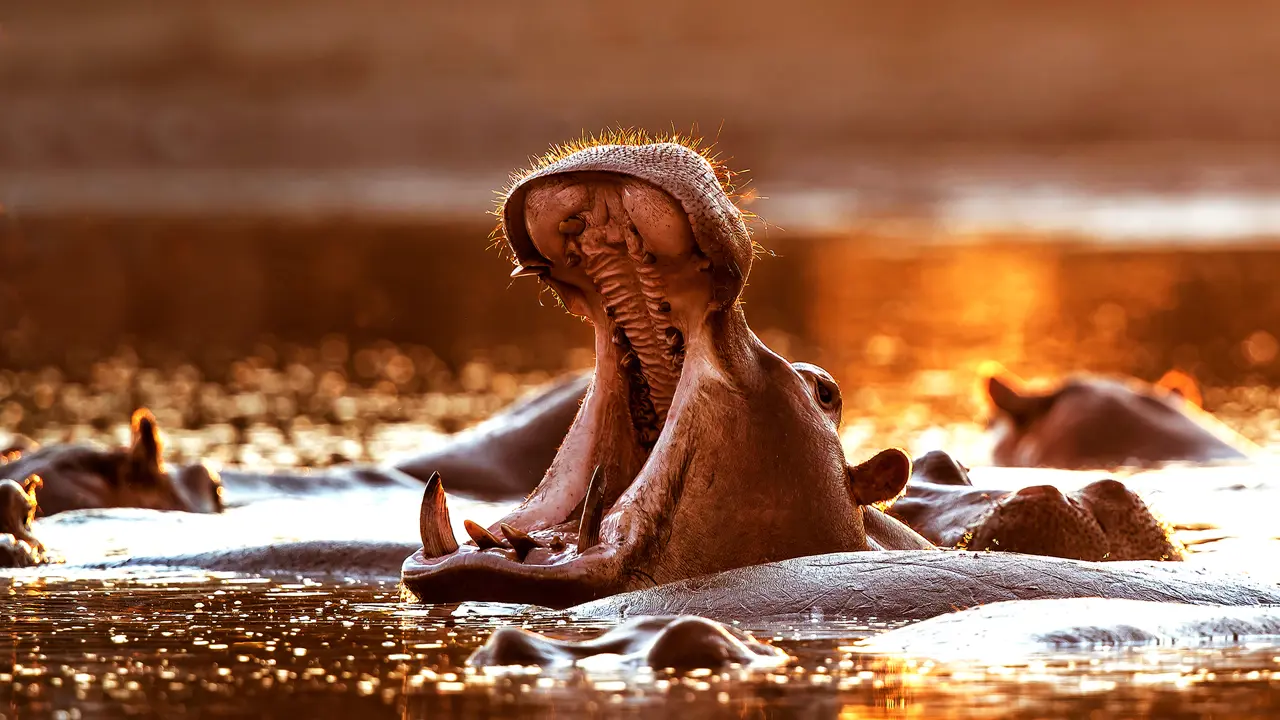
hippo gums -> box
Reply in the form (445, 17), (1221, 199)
(986, 371), (1252, 469)
(401, 136), (929, 607)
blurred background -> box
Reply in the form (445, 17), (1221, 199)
(2, 0), (1279, 464)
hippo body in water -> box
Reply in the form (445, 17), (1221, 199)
(888, 450), (1183, 561)
(987, 372), (1251, 469)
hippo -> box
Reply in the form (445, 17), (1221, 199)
(0, 409), (224, 516)
(0, 475), (44, 567)
(986, 371), (1252, 469)
(887, 450), (1184, 561)
(400, 137), (933, 608)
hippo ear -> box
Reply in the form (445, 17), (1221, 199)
(848, 448), (911, 506)
(1155, 369), (1203, 408)
(129, 408), (165, 474)
(987, 376), (1056, 426)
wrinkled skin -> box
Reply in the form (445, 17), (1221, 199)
(468, 615), (787, 671)
(402, 144), (930, 608)
(0, 476), (44, 567)
(987, 372), (1251, 469)
(0, 410), (224, 516)
(889, 450), (1184, 561)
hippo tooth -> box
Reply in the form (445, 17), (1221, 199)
(419, 472), (460, 558)
(500, 523), (545, 562)
(464, 519), (510, 550)
(510, 260), (552, 279)
(578, 466), (606, 552)
(558, 218), (586, 235)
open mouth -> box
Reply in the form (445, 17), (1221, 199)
(401, 143), (755, 608)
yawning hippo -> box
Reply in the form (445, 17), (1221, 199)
(0, 410), (223, 515)
(888, 450), (1184, 561)
(986, 371), (1252, 468)
(401, 138), (931, 607)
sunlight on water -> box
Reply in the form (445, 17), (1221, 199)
(5, 573), (1280, 717)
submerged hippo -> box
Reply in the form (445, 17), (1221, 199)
(888, 450), (1183, 561)
(986, 371), (1252, 469)
(401, 138), (932, 607)
(0, 410), (223, 516)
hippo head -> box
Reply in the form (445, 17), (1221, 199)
(0, 409), (224, 515)
(965, 479), (1183, 561)
(985, 372), (1249, 468)
(402, 138), (912, 607)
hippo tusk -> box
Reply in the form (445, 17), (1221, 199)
(464, 519), (510, 550)
(500, 523), (545, 562)
(510, 259), (553, 279)
(418, 472), (460, 558)
(577, 466), (606, 553)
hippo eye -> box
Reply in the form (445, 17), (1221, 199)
(815, 380), (835, 407)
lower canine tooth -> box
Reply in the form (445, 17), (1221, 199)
(500, 523), (545, 562)
(464, 520), (510, 550)
(418, 472), (460, 558)
(578, 466), (606, 552)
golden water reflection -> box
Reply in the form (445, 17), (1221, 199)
(5, 574), (1280, 718)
